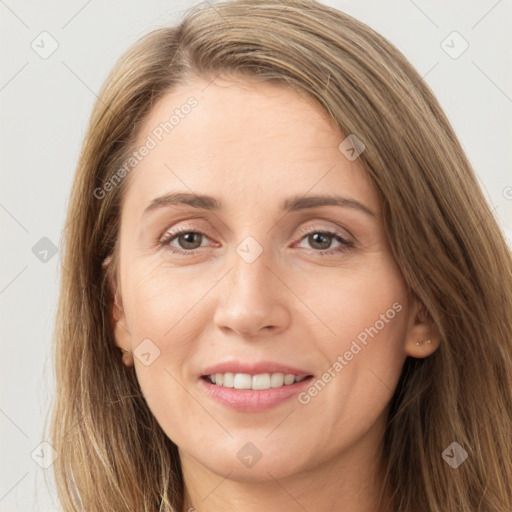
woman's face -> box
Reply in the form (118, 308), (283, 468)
(111, 75), (434, 482)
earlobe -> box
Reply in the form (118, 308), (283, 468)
(103, 254), (134, 367)
(101, 255), (112, 270)
(404, 301), (441, 358)
(120, 347), (134, 367)
(111, 290), (134, 367)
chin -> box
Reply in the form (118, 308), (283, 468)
(182, 438), (312, 482)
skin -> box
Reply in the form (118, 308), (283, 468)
(109, 75), (440, 512)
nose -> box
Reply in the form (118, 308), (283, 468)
(213, 250), (291, 339)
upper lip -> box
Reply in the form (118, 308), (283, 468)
(201, 361), (313, 377)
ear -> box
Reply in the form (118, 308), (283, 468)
(102, 255), (134, 367)
(404, 300), (441, 358)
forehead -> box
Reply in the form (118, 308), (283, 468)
(122, 76), (379, 217)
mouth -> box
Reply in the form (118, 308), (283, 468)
(198, 359), (314, 412)
(201, 372), (312, 390)
(198, 362), (314, 412)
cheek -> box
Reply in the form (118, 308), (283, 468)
(292, 260), (408, 430)
(291, 254), (408, 351)
(121, 267), (209, 430)
(124, 261), (214, 344)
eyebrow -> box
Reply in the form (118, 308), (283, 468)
(142, 192), (376, 218)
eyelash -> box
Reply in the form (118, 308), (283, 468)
(158, 225), (354, 256)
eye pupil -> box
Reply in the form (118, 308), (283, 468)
(309, 232), (331, 250)
(179, 232), (202, 249)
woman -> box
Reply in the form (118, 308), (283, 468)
(47, 0), (512, 510)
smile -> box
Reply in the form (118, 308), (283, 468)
(205, 372), (308, 390)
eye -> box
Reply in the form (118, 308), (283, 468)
(158, 225), (354, 256)
(159, 227), (212, 254)
(295, 228), (353, 255)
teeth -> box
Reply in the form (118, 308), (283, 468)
(252, 373), (270, 390)
(223, 373), (234, 387)
(270, 372), (284, 387)
(233, 373), (252, 389)
(284, 374), (295, 385)
(207, 372), (307, 390)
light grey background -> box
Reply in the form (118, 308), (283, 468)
(1, 1), (511, 510)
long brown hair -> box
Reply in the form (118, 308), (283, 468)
(47, 1), (512, 510)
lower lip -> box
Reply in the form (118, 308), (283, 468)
(199, 376), (314, 412)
